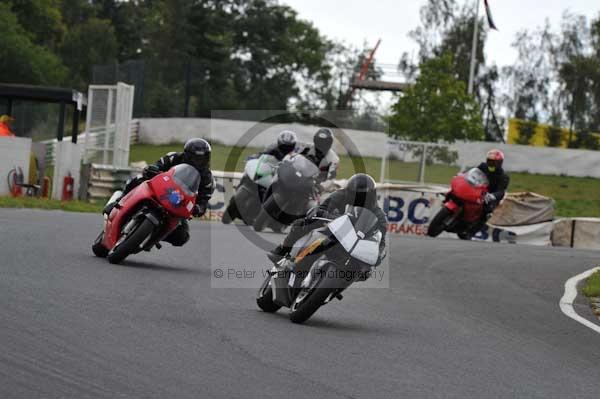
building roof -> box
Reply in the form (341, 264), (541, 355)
(0, 83), (87, 109)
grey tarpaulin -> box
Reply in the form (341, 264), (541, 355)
(489, 192), (555, 226)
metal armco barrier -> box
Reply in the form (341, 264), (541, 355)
(79, 163), (141, 203)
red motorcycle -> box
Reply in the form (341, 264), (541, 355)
(427, 168), (489, 239)
(92, 164), (200, 264)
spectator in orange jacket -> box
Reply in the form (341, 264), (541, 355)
(0, 115), (15, 137)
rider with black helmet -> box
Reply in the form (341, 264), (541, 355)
(300, 128), (340, 184)
(268, 173), (387, 263)
(261, 130), (298, 161)
(103, 138), (215, 247)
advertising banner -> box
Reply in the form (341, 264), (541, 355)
(203, 173), (553, 246)
(380, 185), (552, 245)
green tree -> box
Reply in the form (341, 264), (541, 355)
(515, 120), (537, 145)
(60, 17), (118, 88)
(7, 0), (66, 51)
(0, 3), (67, 85)
(389, 54), (484, 142)
(545, 124), (564, 147)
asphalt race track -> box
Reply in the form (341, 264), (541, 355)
(1, 208), (600, 399)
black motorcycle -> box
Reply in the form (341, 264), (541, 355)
(252, 153), (320, 232)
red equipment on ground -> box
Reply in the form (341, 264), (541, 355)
(7, 167), (24, 197)
(62, 173), (74, 201)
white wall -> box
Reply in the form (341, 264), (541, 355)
(0, 137), (31, 196)
(138, 118), (600, 178)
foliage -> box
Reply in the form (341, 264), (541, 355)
(60, 18), (118, 88)
(516, 120), (538, 145)
(502, 13), (600, 147)
(0, 0), (352, 118)
(545, 124), (564, 147)
(582, 270), (600, 297)
(0, 3), (67, 85)
(0, 196), (102, 213)
(389, 54), (484, 143)
(399, 0), (498, 141)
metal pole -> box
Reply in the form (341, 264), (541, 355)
(83, 87), (94, 164)
(71, 108), (80, 143)
(467, 0), (481, 95)
(103, 89), (114, 164)
(380, 143), (388, 183)
(418, 144), (427, 184)
(57, 103), (66, 142)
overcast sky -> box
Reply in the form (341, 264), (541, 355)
(282, 0), (600, 69)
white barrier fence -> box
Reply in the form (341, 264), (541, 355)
(138, 117), (600, 179)
(81, 165), (596, 250)
(41, 120), (139, 167)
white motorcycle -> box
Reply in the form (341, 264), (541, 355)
(257, 206), (384, 324)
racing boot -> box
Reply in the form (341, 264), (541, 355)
(267, 244), (291, 264)
(103, 190), (123, 215)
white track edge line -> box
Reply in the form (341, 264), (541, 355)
(559, 266), (600, 334)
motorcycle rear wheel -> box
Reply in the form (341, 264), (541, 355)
(107, 218), (155, 264)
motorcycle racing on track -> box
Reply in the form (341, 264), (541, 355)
(92, 164), (202, 264)
(257, 205), (385, 324)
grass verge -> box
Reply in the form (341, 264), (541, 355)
(583, 270), (600, 297)
(131, 143), (600, 217)
(0, 196), (102, 213)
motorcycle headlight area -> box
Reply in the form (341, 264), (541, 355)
(166, 190), (184, 206)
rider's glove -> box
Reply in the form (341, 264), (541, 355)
(484, 193), (496, 205)
(143, 165), (161, 179)
(192, 203), (207, 217)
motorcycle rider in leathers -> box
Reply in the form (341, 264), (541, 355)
(462, 149), (510, 238)
(104, 138), (215, 247)
(299, 128), (340, 192)
(268, 173), (387, 267)
(259, 130), (298, 161)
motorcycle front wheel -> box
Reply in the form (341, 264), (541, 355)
(92, 231), (109, 258)
(222, 198), (238, 224)
(427, 207), (453, 237)
(107, 218), (155, 264)
(289, 268), (341, 324)
(256, 274), (282, 313)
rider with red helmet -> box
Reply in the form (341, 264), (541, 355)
(478, 149), (510, 213)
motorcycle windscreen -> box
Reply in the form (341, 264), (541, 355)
(255, 155), (278, 187)
(345, 206), (379, 237)
(172, 164), (201, 195)
(327, 215), (358, 253)
(464, 168), (489, 188)
(350, 231), (381, 266)
(244, 158), (259, 180)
